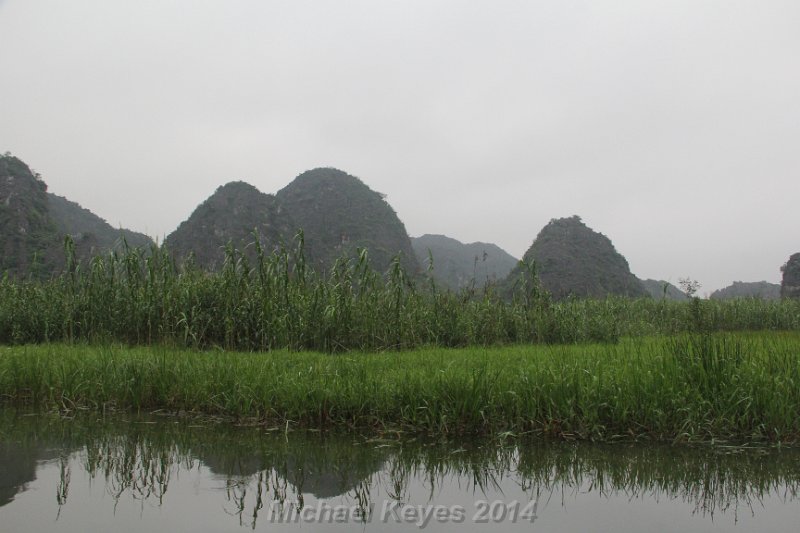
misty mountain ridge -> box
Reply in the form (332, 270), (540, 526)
(709, 281), (781, 300)
(1, 154), (154, 277)
(411, 234), (517, 291)
(47, 193), (152, 252)
(2, 154), (788, 297)
(638, 279), (690, 301)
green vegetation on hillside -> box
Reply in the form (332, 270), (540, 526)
(0, 154), (62, 278)
(505, 216), (647, 300)
(276, 168), (419, 275)
(1, 153), (153, 278)
(782, 253), (800, 299)
(2, 333), (799, 441)
(164, 181), (293, 269)
(412, 234), (517, 290)
(47, 193), (152, 257)
(163, 168), (420, 277)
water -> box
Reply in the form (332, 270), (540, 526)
(1, 411), (798, 532)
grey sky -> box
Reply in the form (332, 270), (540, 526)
(1, 0), (798, 294)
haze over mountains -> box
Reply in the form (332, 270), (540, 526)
(0, 154), (152, 277)
(2, 153), (795, 300)
(47, 194), (152, 251)
(709, 281), (781, 301)
(411, 234), (518, 291)
(638, 279), (690, 301)
(2, 1), (797, 304)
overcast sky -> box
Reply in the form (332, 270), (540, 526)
(1, 1), (798, 294)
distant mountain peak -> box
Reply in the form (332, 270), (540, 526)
(276, 168), (418, 274)
(164, 180), (292, 269)
(710, 280), (781, 300)
(505, 216), (647, 299)
(215, 180), (263, 194)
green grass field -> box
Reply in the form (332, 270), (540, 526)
(2, 332), (798, 442)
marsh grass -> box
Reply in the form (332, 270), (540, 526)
(1, 333), (798, 441)
(1, 237), (798, 351)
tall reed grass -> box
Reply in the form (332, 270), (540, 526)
(1, 236), (798, 351)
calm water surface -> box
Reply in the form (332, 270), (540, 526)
(1, 411), (798, 532)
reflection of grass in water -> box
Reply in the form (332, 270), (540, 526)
(0, 411), (392, 526)
(514, 442), (800, 520)
(1, 412), (799, 526)
(2, 333), (800, 441)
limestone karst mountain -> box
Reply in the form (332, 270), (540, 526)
(1, 153), (151, 277)
(164, 181), (294, 270)
(781, 253), (800, 299)
(167, 169), (419, 274)
(47, 193), (152, 253)
(275, 168), (418, 274)
(0, 154), (62, 277)
(504, 215), (648, 300)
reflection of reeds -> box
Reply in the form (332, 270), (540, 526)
(56, 453), (70, 518)
(514, 443), (800, 519)
(2, 333), (800, 440)
(82, 434), (177, 509)
(3, 413), (799, 526)
(1, 237), (799, 351)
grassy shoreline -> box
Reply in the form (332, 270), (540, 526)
(2, 332), (799, 443)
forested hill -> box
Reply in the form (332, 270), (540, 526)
(164, 181), (294, 269)
(1, 153), (154, 278)
(781, 253), (800, 298)
(47, 193), (152, 252)
(275, 168), (419, 275)
(0, 154), (62, 277)
(504, 216), (648, 300)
